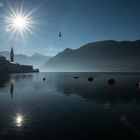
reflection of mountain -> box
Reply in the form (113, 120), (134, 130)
(0, 52), (51, 68)
(42, 40), (140, 72)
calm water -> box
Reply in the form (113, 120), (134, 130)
(0, 72), (140, 140)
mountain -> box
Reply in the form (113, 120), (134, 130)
(0, 52), (51, 68)
(42, 40), (140, 72)
(0, 51), (10, 59)
(29, 53), (52, 68)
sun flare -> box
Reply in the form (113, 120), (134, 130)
(4, 2), (38, 37)
(13, 15), (27, 30)
(6, 12), (32, 36)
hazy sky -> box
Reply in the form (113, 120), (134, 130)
(0, 0), (140, 56)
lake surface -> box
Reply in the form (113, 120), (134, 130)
(0, 72), (140, 140)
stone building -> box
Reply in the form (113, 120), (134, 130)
(0, 48), (39, 73)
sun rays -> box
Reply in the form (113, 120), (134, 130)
(3, 1), (41, 40)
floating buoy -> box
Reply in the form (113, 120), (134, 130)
(108, 79), (116, 85)
(136, 82), (140, 88)
(88, 77), (93, 82)
(74, 76), (79, 79)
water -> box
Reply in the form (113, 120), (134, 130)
(0, 72), (140, 140)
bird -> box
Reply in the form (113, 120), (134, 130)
(43, 77), (46, 81)
(59, 32), (62, 37)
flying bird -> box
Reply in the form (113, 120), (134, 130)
(59, 32), (62, 37)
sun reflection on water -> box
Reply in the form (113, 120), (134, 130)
(15, 113), (24, 127)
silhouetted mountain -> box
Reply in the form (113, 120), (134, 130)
(0, 51), (10, 59)
(30, 53), (52, 68)
(0, 52), (51, 68)
(42, 40), (140, 72)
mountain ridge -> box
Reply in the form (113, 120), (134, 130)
(42, 40), (140, 72)
(0, 51), (52, 68)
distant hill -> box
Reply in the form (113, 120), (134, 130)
(0, 52), (52, 68)
(42, 40), (140, 72)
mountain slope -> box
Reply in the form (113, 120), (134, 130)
(0, 52), (51, 68)
(42, 40), (140, 72)
(29, 53), (52, 68)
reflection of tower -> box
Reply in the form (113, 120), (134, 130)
(10, 82), (14, 98)
(10, 47), (14, 62)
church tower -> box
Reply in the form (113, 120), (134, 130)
(10, 47), (14, 62)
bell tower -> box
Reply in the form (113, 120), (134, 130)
(10, 47), (14, 62)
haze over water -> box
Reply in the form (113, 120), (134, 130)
(0, 72), (140, 139)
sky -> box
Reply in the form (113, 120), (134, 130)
(0, 0), (140, 56)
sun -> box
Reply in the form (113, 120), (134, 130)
(9, 14), (30, 34)
(6, 12), (32, 36)
(13, 15), (27, 30)
(4, 2), (38, 37)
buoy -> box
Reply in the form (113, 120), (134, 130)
(88, 77), (93, 82)
(136, 82), (140, 88)
(108, 79), (116, 85)
(74, 76), (79, 79)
